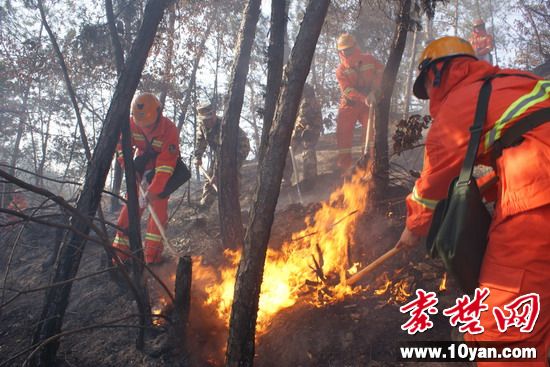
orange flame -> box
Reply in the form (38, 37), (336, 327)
(195, 168), (371, 332)
(439, 272), (447, 292)
(152, 296), (168, 326)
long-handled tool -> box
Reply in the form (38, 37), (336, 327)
(138, 185), (178, 257)
(363, 102), (375, 157)
(347, 246), (402, 286)
(198, 164), (218, 193)
(289, 146), (304, 205)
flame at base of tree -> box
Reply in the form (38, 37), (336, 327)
(194, 167), (373, 333)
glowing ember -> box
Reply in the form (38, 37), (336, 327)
(392, 279), (412, 303)
(374, 272), (392, 295)
(347, 262), (361, 276)
(152, 297), (168, 326)
(195, 167), (372, 333)
(439, 272), (447, 291)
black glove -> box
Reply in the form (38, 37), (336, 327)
(133, 155), (149, 175)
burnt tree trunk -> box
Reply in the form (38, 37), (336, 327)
(171, 256), (192, 353)
(373, 0), (412, 203)
(106, 0), (126, 212)
(218, 0), (261, 250)
(258, 0), (288, 163)
(30, 1), (174, 365)
(225, 1), (329, 366)
(119, 104), (152, 350)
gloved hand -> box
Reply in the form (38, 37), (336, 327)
(134, 155), (149, 175)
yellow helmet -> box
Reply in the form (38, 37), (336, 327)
(337, 33), (357, 51)
(413, 36), (476, 99)
(131, 92), (161, 127)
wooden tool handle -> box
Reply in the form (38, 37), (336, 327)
(347, 246), (402, 286)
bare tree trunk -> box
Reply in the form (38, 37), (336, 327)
(488, 0), (498, 65)
(474, 0), (482, 18)
(402, 27), (418, 119)
(9, 92), (29, 176)
(453, 0), (459, 36)
(37, 114), (52, 187)
(106, 0), (126, 212)
(171, 256), (192, 353)
(30, 1), (174, 365)
(373, 0), (412, 202)
(258, 0), (288, 163)
(218, 0), (262, 251)
(248, 83), (261, 155)
(159, 3), (176, 106)
(225, 2), (329, 365)
(176, 14), (215, 131)
(119, 101), (152, 350)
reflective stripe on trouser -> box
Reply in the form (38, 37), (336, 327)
(144, 198), (168, 264)
(336, 104), (370, 170)
(112, 196), (168, 264)
(464, 204), (550, 366)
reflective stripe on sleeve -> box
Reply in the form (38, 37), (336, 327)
(411, 186), (438, 210)
(155, 165), (174, 174)
(484, 80), (550, 152)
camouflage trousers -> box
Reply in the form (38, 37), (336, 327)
(283, 136), (318, 185)
(200, 146), (249, 208)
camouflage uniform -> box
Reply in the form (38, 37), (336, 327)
(284, 85), (323, 188)
(194, 116), (250, 207)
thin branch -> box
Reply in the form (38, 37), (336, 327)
(290, 210), (359, 243)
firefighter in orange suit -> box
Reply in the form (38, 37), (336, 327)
(395, 37), (550, 366)
(469, 19), (494, 64)
(112, 92), (180, 264)
(7, 193), (28, 212)
(335, 33), (383, 171)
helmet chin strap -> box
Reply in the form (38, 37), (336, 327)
(430, 58), (452, 88)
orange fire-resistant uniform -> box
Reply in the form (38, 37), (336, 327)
(112, 116), (180, 264)
(407, 58), (550, 365)
(469, 29), (494, 61)
(7, 193), (28, 212)
(335, 48), (383, 170)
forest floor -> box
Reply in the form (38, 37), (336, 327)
(0, 129), (470, 367)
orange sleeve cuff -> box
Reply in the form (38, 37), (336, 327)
(405, 194), (435, 237)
